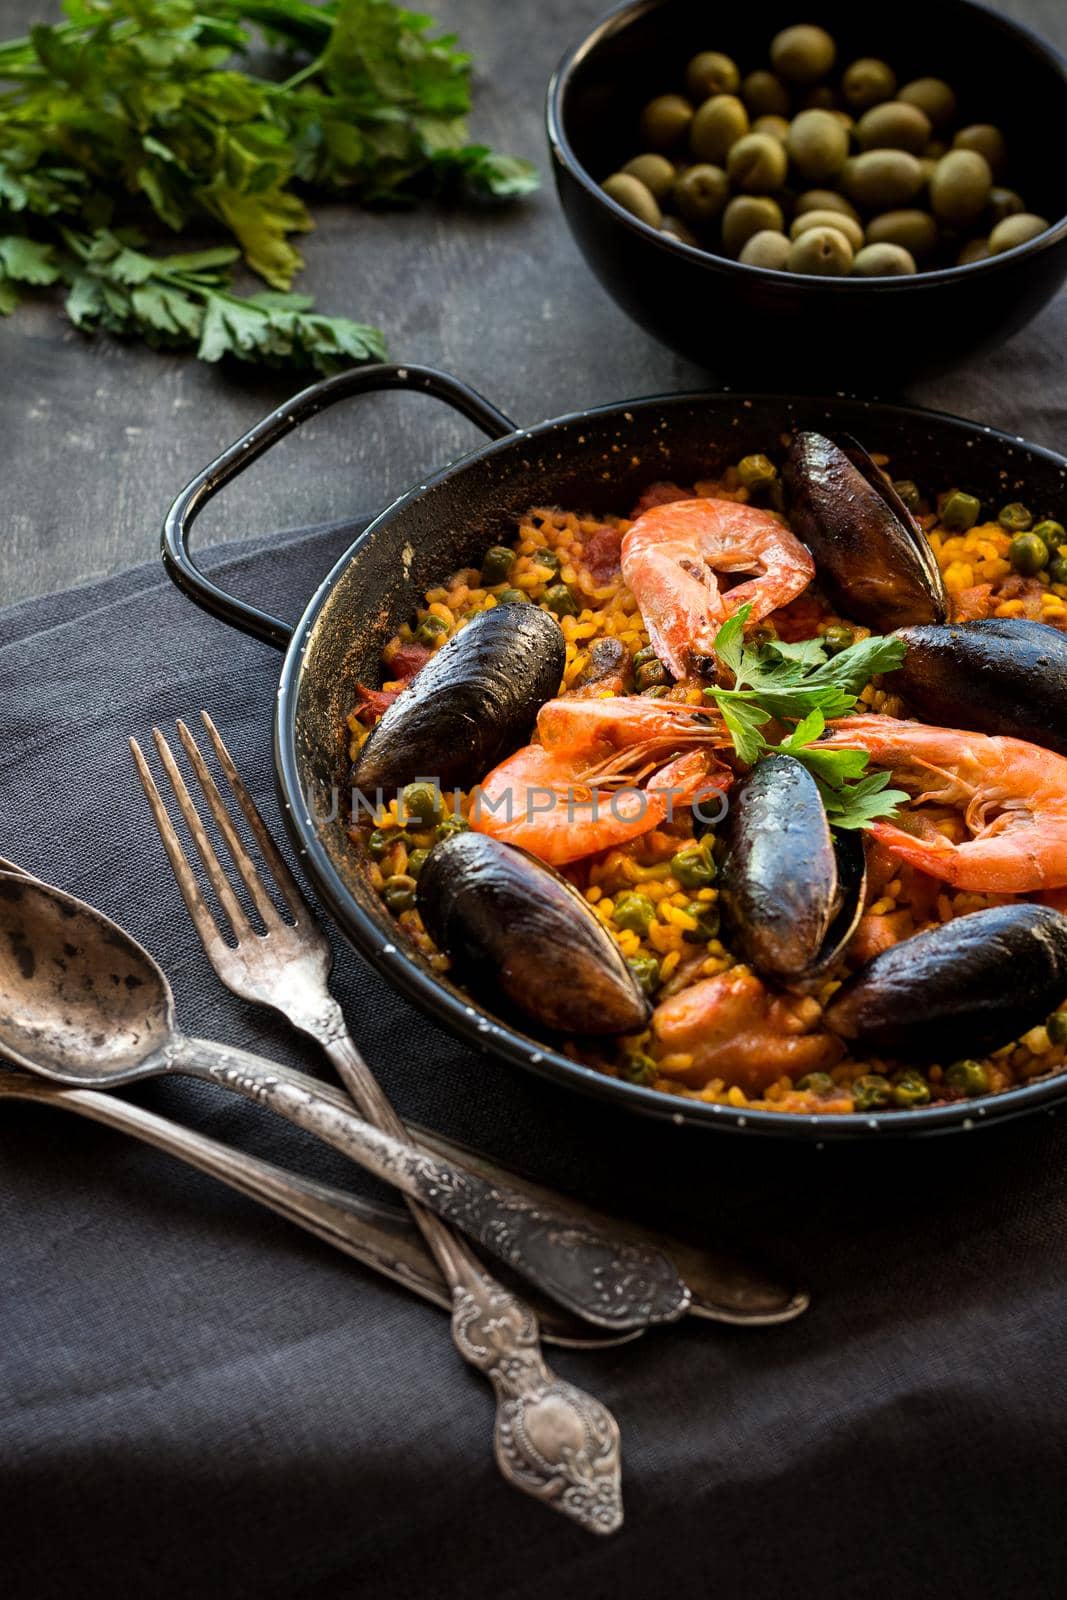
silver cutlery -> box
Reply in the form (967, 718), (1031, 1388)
(0, 870), (645, 1533)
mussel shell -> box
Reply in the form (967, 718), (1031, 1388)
(353, 605), (565, 793)
(783, 431), (948, 630)
(888, 619), (1067, 756)
(824, 903), (1067, 1063)
(416, 832), (651, 1036)
(720, 753), (864, 981)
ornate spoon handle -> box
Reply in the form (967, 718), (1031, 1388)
(170, 1034), (688, 1331)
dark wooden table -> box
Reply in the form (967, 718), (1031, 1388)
(2, 0), (1065, 609)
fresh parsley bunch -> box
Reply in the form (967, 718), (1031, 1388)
(706, 604), (909, 829)
(0, 0), (538, 372)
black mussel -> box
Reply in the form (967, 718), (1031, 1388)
(720, 753), (866, 982)
(887, 618), (1067, 756)
(417, 832), (650, 1036)
(353, 605), (565, 794)
(825, 903), (1067, 1064)
(783, 431), (948, 630)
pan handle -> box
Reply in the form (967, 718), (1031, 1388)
(162, 363), (518, 651)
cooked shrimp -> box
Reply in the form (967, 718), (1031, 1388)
(471, 697), (733, 865)
(823, 714), (1067, 893)
(621, 498), (815, 680)
(652, 969), (843, 1092)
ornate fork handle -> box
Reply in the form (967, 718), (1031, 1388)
(170, 1034), (688, 1331)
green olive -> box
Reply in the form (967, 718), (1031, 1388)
(957, 237), (991, 265)
(890, 1070), (931, 1108)
(635, 657), (670, 690)
(727, 131), (788, 192)
(613, 891), (656, 935)
(844, 150), (924, 210)
(382, 876), (417, 914)
(989, 213), (1049, 254)
(753, 114), (791, 143)
(1047, 1009), (1067, 1046)
(852, 1072), (892, 1111)
(866, 208), (939, 257)
(988, 186), (1025, 226)
(660, 215), (699, 246)
(480, 544), (514, 585)
(722, 194), (786, 254)
(822, 622), (855, 654)
(689, 93), (749, 163)
(841, 57), (896, 112)
(1008, 532), (1049, 575)
(851, 242), (917, 276)
(639, 93), (694, 151)
(953, 123), (1007, 179)
(787, 224), (853, 276)
(770, 24), (836, 85)
(898, 77), (957, 129)
(621, 152), (676, 200)
(739, 228), (791, 269)
(791, 208), (864, 251)
(893, 480), (922, 514)
(941, 490), (981, 531)
(401, 780), (441, 827)
(1051, 557), (1067, 586)
(670, 841), (717, 888)
(787, 108), (850, 182)
(673, 163), (729, 226)
(945, 1058), (989, 1097)
(626, 955), (661, 999)
(415, 614), (449, 647)
(1034, 520), (1066, 553)
(929, 150), (992, 228)
(685, 50), (740, 101)
(741, 69), (790, 118)
(999, 501), (1034, 532)
(856, 100), (931, 155)
(601, 172), (662, 228)
(795, 189), (860, 222)
(405, 847), (431, 880)
(544, 582), (578, 616)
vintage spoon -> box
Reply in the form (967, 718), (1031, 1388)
(0, 872), (687, 1334)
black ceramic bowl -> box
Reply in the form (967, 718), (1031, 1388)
(547, 0), (1067, 382)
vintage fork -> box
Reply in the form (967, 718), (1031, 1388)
(131, 714), (625, 1535)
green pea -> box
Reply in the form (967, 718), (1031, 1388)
(682, 901), (720, 943)
(670, 842), (717, 888)
(531, 547), (561, 574)
(368, 826), (409, 859)
(822, 623), (855, 655)
(405, 847), (431, 880)
(642, 685), (671, 699)
(945, 1058), (990, 1097)
(480, 545), (514, 585)
(891, 1070), (931, 1108)
(613, 891), (656, 935)
(941, 490), (981, 531)
(749, 622), (779, 646)
(796, 1071), (836, 1095)
(415, 614), (449, 647)
(401, 781), (441, 827)
(738, 453), (779, 491)
(496, 587), (530, 605)
(852, 1072), (892, 1111)
(1034, 520), (1065, 553)
(1008, 532), (1049, 575)
(635, 659), (670, 691)
(544, 583), (578, 617)
(383, 876), (417, 914)
(633, 643), (659, 669)
(621, 1051), (657, 1086)
(435, 815), (469, 841)
(1046, 1010), (1067, 1046)
(999, 501), (1033, 532)
(893, 479), (922, 514)
(626, 953), (661, 997)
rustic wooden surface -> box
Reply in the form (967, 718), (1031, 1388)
(2, 0), (1065, 608)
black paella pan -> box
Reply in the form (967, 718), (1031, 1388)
(163, 363), (1067, 1140)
